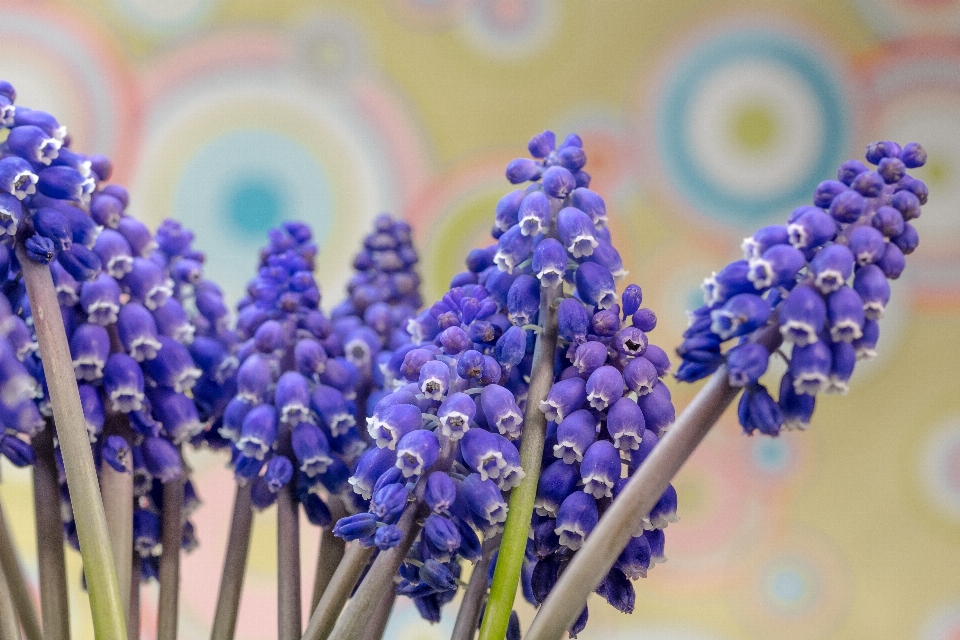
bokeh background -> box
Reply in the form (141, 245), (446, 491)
(0, 0), (958, 638)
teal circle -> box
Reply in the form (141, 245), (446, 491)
(656, 30), (848, 226)
(225, 178), (284, 237)
(752, 438), (790, 474)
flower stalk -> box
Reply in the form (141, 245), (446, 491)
(301, 543), (375, 640)
(157, 464), (185, 640)
(277, 481), (301, 640)
(310, 497), (347, 611)
(31, 425), (69, 639)
(211, 484), (253, 640)
(99, 418), (133, 626)
(479, 281), (561, 640)
(0, 562), (20, 640)
(17, 246), (126, 639)
(0, 501), (41, 640)
(451, 535), (500, 640)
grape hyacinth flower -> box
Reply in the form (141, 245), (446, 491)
(677, 141), (926, 434)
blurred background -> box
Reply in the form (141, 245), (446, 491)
(0, 0), (958, 638)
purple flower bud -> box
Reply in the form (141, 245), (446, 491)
(117, 217), (156, 257)
(103, 353), (144, 412)
(747, 244), (805, 290)
(349, 447), (397, 499)
(827, 286), (865, 342)
(532, 238), (567, 288)
(152, 299), (194, 344)
(122, 258), (172, 310)
(235, 352), (272, 403)
(533, 459), (578, 519)
(7, 125), (61, 165)
(134, 509), (160, 556)
(558, 298), (590, 343)
(196, 290), (229, 331)
(100, 435), (130, 473)
(614, 326), (648, 358)
(141, 436), (182, 483)
(481, 383), (524, 439)
(494, 190), (525, 231)
(889, 191), (920, 224)
(149, 387), (203, 443)
(462, 429), (525, 490)
(425, 472), (457, 515)
(528, 130), (556, 158)
(506, 158), (541, 184)
(334, 512), (378, 542)
(419, 558), (458, 592)
(33, 207), (72, 251)
(540, 377), (587, 422)
(25, 234), (56, 264)
(571, 340), (607, 375)
(580, 440), (620, 499)
(853, 264), (891, 320)
(495, 326), (527, 369)
(636, 383), (675, 434)
(623, 356), (658, 396)
(807, 244), (853, 295)
(737, 384), (783, 436)
(494, 224), (533, 274)
(368, 402), (422, 449)
(553, 409), (597, 463)
(70, 323), (110, 381)
(401, 347), (436, 382)
(461, 473), (508, 534)
(850, 169), (884, 197)
(710, 293), (770, 341)
(91, 230), (133, 280)
(89, 194), (123, 228)
(701, 260), (753, 306)
(0, 157), (37, 199)
(423, 514), (462, 563)
(790, 340), (832, 395)
(779, 285), (826, 346)
(616, 535), (651, 580)
(558, 207), (598, 259)
(779, 373), (816, 430)
(647, 484), (679, 530)
(814, 180), (847, 209)
(828, 340), (856, 394)
(787, 207), (836, 251)
(848, 225), (886, 266)
(876, 242), (905, 280)
(877, 156), (906, 184)
(77, 274), (120, 326)
(898, 142), (926, 168)
(852, 318), (880, 359)
(373, 482), (408, 524)
(236, 404), (277, 460)
(418, 360), (450, 400)
(374, 525), (403, 550)
(13, 109), (65, 141)
(507, 275), (541, 326)
(311, 384), (355, 437)
(607, 397), (646, 451)
(264, 456), (293, 492)
(0, 193), (23, 239)
(143, 336), (201, 393)
(555, 491), (597, 551)
(570, 188), (606, 228)
(892, 222), (919, 255)
(575, 262), (616, 310)
(291, 422), (333, 477)
(518, 190), (550, 236)
(726, 342), (770, 387)
(78, 384), (105, 441)
(542, 165), (576, 198)
(37, 166), (94, 203)
(275, 371), (311, 425)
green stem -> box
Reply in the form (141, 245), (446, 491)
(157, 469), (184, 640)
(17, 248), (126, 638)
(211, 484), (253, 640)
(0, 500), (41, 640)
(478, 281), (561, 640)
(31, 425), (69, 640)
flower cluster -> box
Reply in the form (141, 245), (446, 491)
(0, 294), (43, 467)
(222, 222), (372, 523)
(0, 81), (231, 580)
(677, 141), (926, 435)
(334, 131), (678, 634)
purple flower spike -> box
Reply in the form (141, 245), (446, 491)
(519, 191), (551, 236)
(737, 385), (783, 436)
(507, 275), (541, 326)
(425, 472), (457, 515)
(826, 286), (865, 342)
(790, 341), (832, 395)
(553, 409), (597, 463)
(349, 447), (397, 500)
(367, 402), (422, 449)
(141, 435), (183, 483)
(580, 440), (620, 498)
(480, 384), (524, 439)
(555, 491), (598, 551)
(540, 377), (587, 422)
(575, 262), (616, 310)
(558, 298), (590, 344)
(437, 392), (475, 440)
(848, 226), (886, 266)
(585, 365), (624, 411)
(558, 207), (598, 259)
(461, 473), (508, 535)
(747, 244), (805, 290)
(710, 294), (771, 341)
(542, 166), (576, 199)
(103, 353), (145, 412)
(853, 264), (891, 320)
(535, 459), (579, 518)
(275, 371), (311, 425)
(725, 342), (770, 388)
(607, 397), (646, 451)
(311, 384), (355, 436)
(70, 323), (110, 381)
(292, 422), (333, 477)
(532, 238), (567, 288)
(506, 158), (541, 184)
(236, 404), (278, 461)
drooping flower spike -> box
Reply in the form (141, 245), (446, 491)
(677, 141), (926, 435)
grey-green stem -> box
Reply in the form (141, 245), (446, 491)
(300, 542), (375, 640)
(211, 484), (253, 640)
(0, 500), (41, 640)
(0, 560), (21, 640)
(157, 470), (185, 640)
(358, 590), (395, 640)
(128, 551), (140, 640)
(277, 482), (301, 640)
(100, 454), (133, 624)
(18, 248), (126, 638)
(32, 424), (69, 640)
(450, 534), (500, 640)
(310, 498), (347, 612)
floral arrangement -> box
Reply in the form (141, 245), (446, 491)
(0, 78), (928, 640)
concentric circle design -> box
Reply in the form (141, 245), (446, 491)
(919, 414), (960, 521)
(852, 0), (960, 39)
(461, 0), (559, 59)
(108, 0), (215, 33)
(650, 27), (849, 227)
(0, 7), (136, 176)
(384, 0), (469, 31)
(295, 15), (368, 86)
